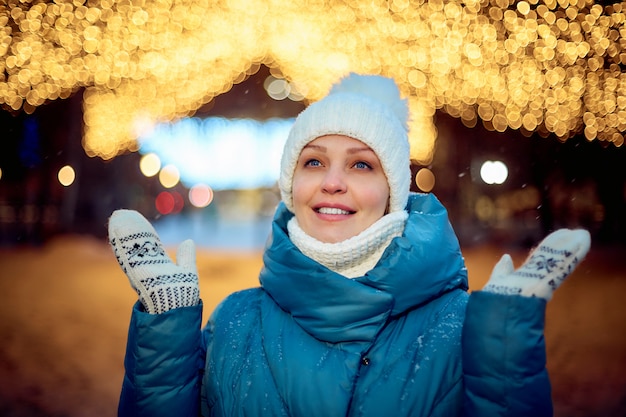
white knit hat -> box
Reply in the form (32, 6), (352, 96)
(279, 73), (411, 214)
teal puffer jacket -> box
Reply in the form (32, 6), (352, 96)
(118, 193), (552, 417)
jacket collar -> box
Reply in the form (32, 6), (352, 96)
(259, 193), (468, 344)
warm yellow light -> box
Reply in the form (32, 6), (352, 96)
(1, 0), (625, 163)
(415, 168), (436, 193)
(139, 153), (161, 177)
(264, 77), (291, 101)
(58, 165), (76, 187)
(158, 164), (180, 189)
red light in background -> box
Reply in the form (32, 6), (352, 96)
(155, 191), (184, 215)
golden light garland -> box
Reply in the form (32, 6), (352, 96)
(1, 0), (625, 164)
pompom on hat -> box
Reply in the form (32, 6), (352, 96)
(279, 73), (412, 214)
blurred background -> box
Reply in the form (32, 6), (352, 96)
(0, 0), (625, 416)
(2, 63), (625, 249)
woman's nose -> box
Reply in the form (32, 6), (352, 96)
(321, 168), (347, 194)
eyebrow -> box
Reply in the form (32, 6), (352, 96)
(302, 143), (374, 154)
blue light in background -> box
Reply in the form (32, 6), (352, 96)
(19, 115), (42, 168)
(138, 117), (294, 190)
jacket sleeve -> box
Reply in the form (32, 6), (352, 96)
(118, 301), (205, 417)
(462, 291), (552, 417)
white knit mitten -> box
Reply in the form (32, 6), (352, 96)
(483, 229), (590, 300)
(108, 209), (199, 314)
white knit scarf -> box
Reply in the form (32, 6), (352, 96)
(287, 211), (408, 278)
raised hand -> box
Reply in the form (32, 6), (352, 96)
(483, 229), (591, 300)
(108, 209), (200, 314)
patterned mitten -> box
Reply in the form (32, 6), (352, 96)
(483, 229), (590, 300)
(108, 209), (200, 314)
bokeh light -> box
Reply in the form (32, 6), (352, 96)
(475, 195), (496, 222)
(415, 167), (436, 192)
(155, 190), (184, 215)
(3, 0), (625, 166)
(57, 165), (75, 187)
(139, 117), (291, 189)
(264, 76), (291, 101)
(158, 164), (180, 189)
(188, 184), (214, 208)
(139, 153), (161, 177)
(480, 160), (509, 185)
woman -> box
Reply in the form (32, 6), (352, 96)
(109, 74), (590, 417)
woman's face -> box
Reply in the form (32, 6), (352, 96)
(292, 135), (390, 243)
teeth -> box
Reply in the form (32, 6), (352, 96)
(317, 207), (352, 215)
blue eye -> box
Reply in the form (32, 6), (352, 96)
(305, 159), (322, 167)
(354, 161), (372, 169)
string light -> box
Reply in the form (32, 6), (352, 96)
(1, 0), (625, 166)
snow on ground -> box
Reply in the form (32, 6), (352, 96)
(0, 236), (624, 417)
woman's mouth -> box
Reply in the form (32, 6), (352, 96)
(315, 207), (355, 215)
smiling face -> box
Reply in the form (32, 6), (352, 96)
(291, 135), (390, 243)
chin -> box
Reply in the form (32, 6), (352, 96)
(314, 231), (354, 244)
